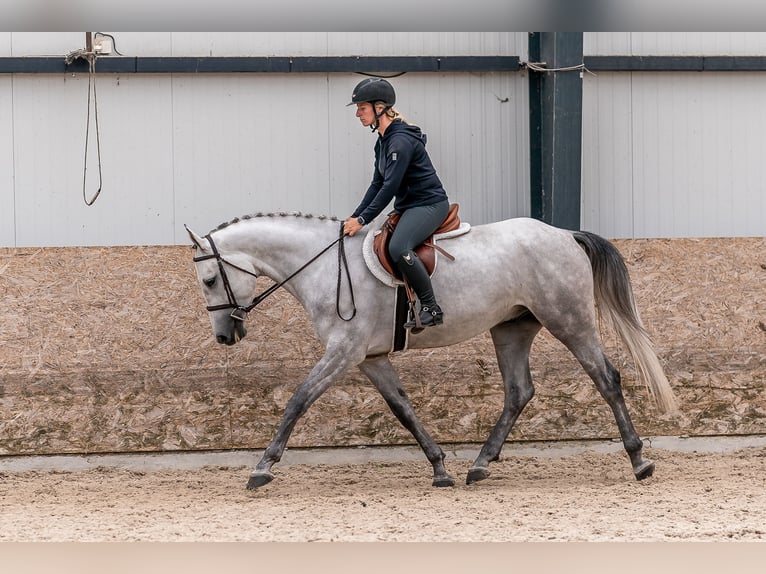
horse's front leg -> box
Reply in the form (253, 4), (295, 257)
(358, 355), (455, 487)
(247, 346), (362, 490)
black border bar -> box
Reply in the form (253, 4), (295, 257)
(5, 55), (766, 75)
(585, 55), (766, 72)
(0, 56), (520, 74)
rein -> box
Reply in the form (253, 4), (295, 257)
(193, 222), (357, 322)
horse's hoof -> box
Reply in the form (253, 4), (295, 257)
(634, 460), (655, 481)
(466, 466), (490, 485)
(432, 475), (455, 488)
(247, 471), (274, 490)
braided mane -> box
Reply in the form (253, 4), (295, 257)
(212, 212), (340, 233)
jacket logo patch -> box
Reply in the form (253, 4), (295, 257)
(391, 152), (397, 161)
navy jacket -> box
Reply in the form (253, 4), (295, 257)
(352, 119), (447, 224)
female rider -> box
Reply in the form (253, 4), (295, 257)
(342, 78), (450, 329)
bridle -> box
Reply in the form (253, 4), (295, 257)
(192, 222), (357, 322)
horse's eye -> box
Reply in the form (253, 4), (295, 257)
(203, 277), (216, 287)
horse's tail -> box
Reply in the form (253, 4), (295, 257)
(573, 230), (678, 414)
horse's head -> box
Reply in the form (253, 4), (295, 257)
(186, 225), (259, 346)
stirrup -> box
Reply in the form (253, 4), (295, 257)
(404, 305), (444, 330)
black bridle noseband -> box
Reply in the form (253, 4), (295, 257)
(192, 222), (357, 322)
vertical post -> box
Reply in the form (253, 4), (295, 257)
(528, 32), (584, 231)
(85, 32), (93, 53)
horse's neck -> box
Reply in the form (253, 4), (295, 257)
(218, 217), (339, 281)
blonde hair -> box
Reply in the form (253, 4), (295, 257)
(374, 102), (413, 125)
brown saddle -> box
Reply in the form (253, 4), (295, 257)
(373, 202), (461, 280)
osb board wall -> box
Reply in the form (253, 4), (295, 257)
(0, 237), (764, 456)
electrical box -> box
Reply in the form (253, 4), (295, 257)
(94, 37), (113, 55)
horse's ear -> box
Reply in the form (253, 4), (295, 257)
(184, 224), (207, 250)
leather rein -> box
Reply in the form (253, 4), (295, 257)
(193, 222), (357, 322)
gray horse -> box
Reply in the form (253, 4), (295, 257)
(186, 212), (677, 489)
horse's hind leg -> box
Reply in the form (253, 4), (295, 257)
(358, 355), (455, 487)
(467, 315), (541, 485)
(547, 321), (654, 481)
(592, 356), (654, 480)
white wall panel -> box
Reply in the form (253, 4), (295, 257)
(327, 76), (378, 220)
(19, 32), (522, 59)
(327, 32), (519, 56)
(586, 32), (766, 55)
(8, 32), (170, 58)
(178, 70), (526, 241)
(0, 77), (13, 246)
(170, 32), (328, 57)
(0, 33), (11, 56)
(630, 32), (766, 56)
(170, 32), (520, 57)
(101, 32), (172, 57)
(581, 73), (634, 238)
(173, 74), (332, 239)
(12, 75), (89, 247)
(3, 68), (522, 247)
(1, 33), (15, 245)
(6, 32), (170, 58)
(9, 31), (766, 243)
(2, 32), (523, 247)
(401, 72), (527, 224)
(8, 32), (85, 56)
(584, 32), (632, 55)
(582, 72), (766, 238)
(12, 74), (174, 247)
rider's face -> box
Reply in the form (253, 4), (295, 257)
(355, 102), (375, 127)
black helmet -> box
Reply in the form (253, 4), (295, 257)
(348, 78), (396, 107)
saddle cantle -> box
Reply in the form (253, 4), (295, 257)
(372, 203), (461, 279)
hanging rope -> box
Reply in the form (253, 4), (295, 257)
(522, 60), (598, 77)
(81, 53), (103, 206)
(65, 47), (103, 206)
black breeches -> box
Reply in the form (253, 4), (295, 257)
(387, 200), (450, 261)
(389, 200), (449, 307)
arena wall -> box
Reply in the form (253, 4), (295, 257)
(1, 237), (763, 455)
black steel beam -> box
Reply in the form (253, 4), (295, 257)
(528, 32), (584, 231)
(0, 55), (520, 75)
(12, 54), (766, 75)
(585, 55), (766, 72)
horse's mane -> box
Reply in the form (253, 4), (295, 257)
(211, 212), (340, 233)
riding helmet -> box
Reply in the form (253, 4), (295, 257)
(348, 78), (396, 107)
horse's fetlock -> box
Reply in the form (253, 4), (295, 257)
(624, 437), (643, 456)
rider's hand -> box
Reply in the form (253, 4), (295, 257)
(343, 216), (363, 236)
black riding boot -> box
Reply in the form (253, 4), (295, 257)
(397, 250), (444, 329)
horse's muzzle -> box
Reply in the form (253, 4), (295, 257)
(216, 317), (247, 345)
